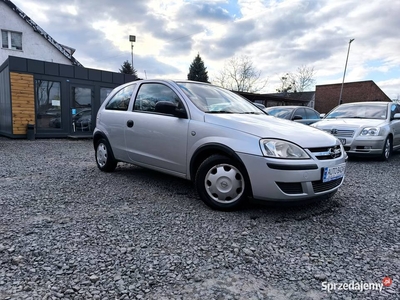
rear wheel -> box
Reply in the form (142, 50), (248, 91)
(95, 138), (117, 172)
(380, 136), (392, 161)
(195, 155), (248, 211)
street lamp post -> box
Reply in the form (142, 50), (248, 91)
(129, 35), (136, 67)
(338, 38), (355, 106)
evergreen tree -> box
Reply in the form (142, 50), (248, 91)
(188, 53), (209, 82)
(119, 60), (138, 79)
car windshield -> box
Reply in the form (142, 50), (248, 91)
(325, 104), (388, 120)
(177, 82), (263, 114)
(264, 107), (294, 119)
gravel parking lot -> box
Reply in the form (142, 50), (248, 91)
(0, 138), (399, 300)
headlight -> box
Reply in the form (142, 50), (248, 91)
(360, 127), (380, 136)
(260, 139), (310, 159)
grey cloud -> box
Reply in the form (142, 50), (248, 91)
(176, 2), (231, 22)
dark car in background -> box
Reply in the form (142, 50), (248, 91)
(49, 109), (92, 131)
(264, 106), (321, 125)
(72, 109), (92, 132)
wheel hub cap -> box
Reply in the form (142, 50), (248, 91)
(205, 164), (244, 204)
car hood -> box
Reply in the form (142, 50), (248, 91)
(312, 118), (386, 129)
(204, 114), (338, 148)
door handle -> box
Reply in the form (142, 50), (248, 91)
(127, 120), (134, 127)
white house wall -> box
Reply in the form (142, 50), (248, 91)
(0, 1), (72, 65)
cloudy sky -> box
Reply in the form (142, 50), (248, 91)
(11, 0), (400, 99)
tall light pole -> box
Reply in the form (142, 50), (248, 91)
(129, 35), (136, 68)
(338, 38), (354, 106)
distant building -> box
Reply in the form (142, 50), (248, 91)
(0, 0), (81, 66)
(236, 91), (315, 108)
(315, 80), (391, 113)
(0, 0), (137, 139)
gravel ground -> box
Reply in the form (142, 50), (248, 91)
(0, 138), (399, 300)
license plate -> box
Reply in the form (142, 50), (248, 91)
(323, 163), (346, 183)
(338, 138), (346, 145)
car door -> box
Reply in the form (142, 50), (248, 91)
(124, 82), (189, 176)
(390, 104), (400, 147)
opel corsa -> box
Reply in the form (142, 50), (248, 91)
(93, 80), (347, 211)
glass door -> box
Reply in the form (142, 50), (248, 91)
(35, 80), (62, 130)
(70, 85), (94, 135)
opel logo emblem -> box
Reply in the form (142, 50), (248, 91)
(220, 181), (228, 188)
(329, 148), (336, 158)
(328, 147), (340, 158)
(331, 129), (338, 135)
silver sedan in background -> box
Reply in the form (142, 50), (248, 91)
(311, 101), (400, 160)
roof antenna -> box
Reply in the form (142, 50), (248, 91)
(144, 70), (147, 79)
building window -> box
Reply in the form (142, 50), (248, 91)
(1, 30), (22, 50)
(35, 80), (62, 129)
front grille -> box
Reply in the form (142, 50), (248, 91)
(276, 182), (303, 194)
(323, 129), (354, 137)
(312, 178), (343, 193)
(308, 145), (342, 160)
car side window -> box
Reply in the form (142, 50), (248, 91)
(105, 84), (136, 111)
(134, 83), (183, 114)
(390, 104), (400, 119)
(305, 108), (320, 119)
(293, 108), (307, 119)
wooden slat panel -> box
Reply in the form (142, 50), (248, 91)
(10, 72), (35, 135)
(11, 90), (34, 96)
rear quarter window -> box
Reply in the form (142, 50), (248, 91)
(105, 84), (136, 111)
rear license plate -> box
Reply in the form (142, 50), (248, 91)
(338, 138), (346, 145)
(323, 163), (346, 183)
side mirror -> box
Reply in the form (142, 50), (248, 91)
(154, 101), (187, 118)
(393, 113), (400, 120)
(292, 115), (303, 120)
(320, 113), (326, 118)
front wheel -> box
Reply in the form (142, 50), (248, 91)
(95, 138), (118, 172)
(380, 136), (392, 161)
(195, 155), (248, 211)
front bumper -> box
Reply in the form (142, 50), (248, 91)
(341, 136), (385, 156)
(238, 153), (347, 202)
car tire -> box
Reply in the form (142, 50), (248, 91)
(380, 136), (392, 161)
(195, 154), (248, 211)
(95, 138), (118, 172)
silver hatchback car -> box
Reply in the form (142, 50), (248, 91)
(93, 80), (347, 210)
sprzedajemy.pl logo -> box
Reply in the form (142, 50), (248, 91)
(322, 277), (393, 293)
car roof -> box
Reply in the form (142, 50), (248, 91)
(340, 101), (389, 106)
(266, 106), (296, 109)
(265, 106), (313, 109)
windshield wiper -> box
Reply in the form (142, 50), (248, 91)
(206, 111), (234, 114)
(239, 112), (262, 114)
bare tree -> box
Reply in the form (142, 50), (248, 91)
(276, 65), (316, 93)
(213, 55), (268, 93)
(293, 65), (316, 92)
(276, 73), (295, 93)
